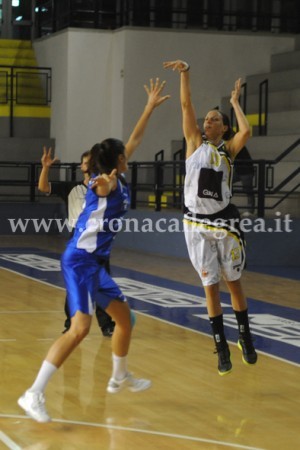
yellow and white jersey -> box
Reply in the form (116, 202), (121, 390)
(184, 140), (233, 216)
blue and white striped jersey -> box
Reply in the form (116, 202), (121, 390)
(69, 175), (130, 258)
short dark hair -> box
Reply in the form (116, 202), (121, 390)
(89, 138), (125, 175)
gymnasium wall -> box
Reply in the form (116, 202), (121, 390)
(8, 28), (296, 268)
(1, 201), (298, 267)
(33, 27), (295, 163)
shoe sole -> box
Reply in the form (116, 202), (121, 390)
(218, 367), (232, 376)
(107, 379), (152, 394)
(129, 380), (152, 392)
(237, 340), (257, 366)
(107, 388), (120, 394)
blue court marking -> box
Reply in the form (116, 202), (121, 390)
(0, 247), (299, 366)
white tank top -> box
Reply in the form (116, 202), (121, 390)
(184, 140), (233, 215)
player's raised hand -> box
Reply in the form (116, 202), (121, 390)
(41, 146), (59, 168)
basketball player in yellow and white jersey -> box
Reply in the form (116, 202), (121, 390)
(164, 59), (257, 375)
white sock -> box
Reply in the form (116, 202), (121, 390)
(29, 360), (57, 393)
(112, 354), (127, 381)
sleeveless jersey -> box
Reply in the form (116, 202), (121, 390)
(70, 176), (130, 257)
(184, 140), (233, 215)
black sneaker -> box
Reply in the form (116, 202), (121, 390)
(101, 321), (115, 337)
(215, 344), (232, 376)
(238, 334), (257, 365)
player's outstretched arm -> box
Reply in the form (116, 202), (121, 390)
(125, 77), (170, 161)
(38, 146), (59, 193)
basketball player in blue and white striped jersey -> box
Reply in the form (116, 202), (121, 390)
(18, 77), (170, 423)
(38, 147), (116, 336)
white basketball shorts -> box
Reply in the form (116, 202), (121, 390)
(183, 217), (246, 286)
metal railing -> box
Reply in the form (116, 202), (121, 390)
(34, 0), (300, 36)
(0, 65), (52, 137)
(128, 156), (299, 216)
(0, 161), (78, 202)
(0, 143), (299, 216)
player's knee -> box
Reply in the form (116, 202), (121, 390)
(69, 323), (90, 342)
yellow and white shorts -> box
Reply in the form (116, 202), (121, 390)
(183, 214), (246, 286)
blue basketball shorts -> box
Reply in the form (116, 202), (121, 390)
(61, 246), (126, 318)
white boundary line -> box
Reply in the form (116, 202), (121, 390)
(0, 265), (299, 368)
(0, 266), (65, 291)
(0, 415), (266, 450)
(0, 430), (22, 450)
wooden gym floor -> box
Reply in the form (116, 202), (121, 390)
(0, 236), (299, 450)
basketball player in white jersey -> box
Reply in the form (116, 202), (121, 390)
(164, 60), (257, 375)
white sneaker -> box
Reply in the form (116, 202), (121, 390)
(107, 373), (152, 394)
(18, 390), (51, 423)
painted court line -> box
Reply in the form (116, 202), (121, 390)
(0, 430), (22, 450)
(0, 266), (65, 291)
(0, 415), (267, 450)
